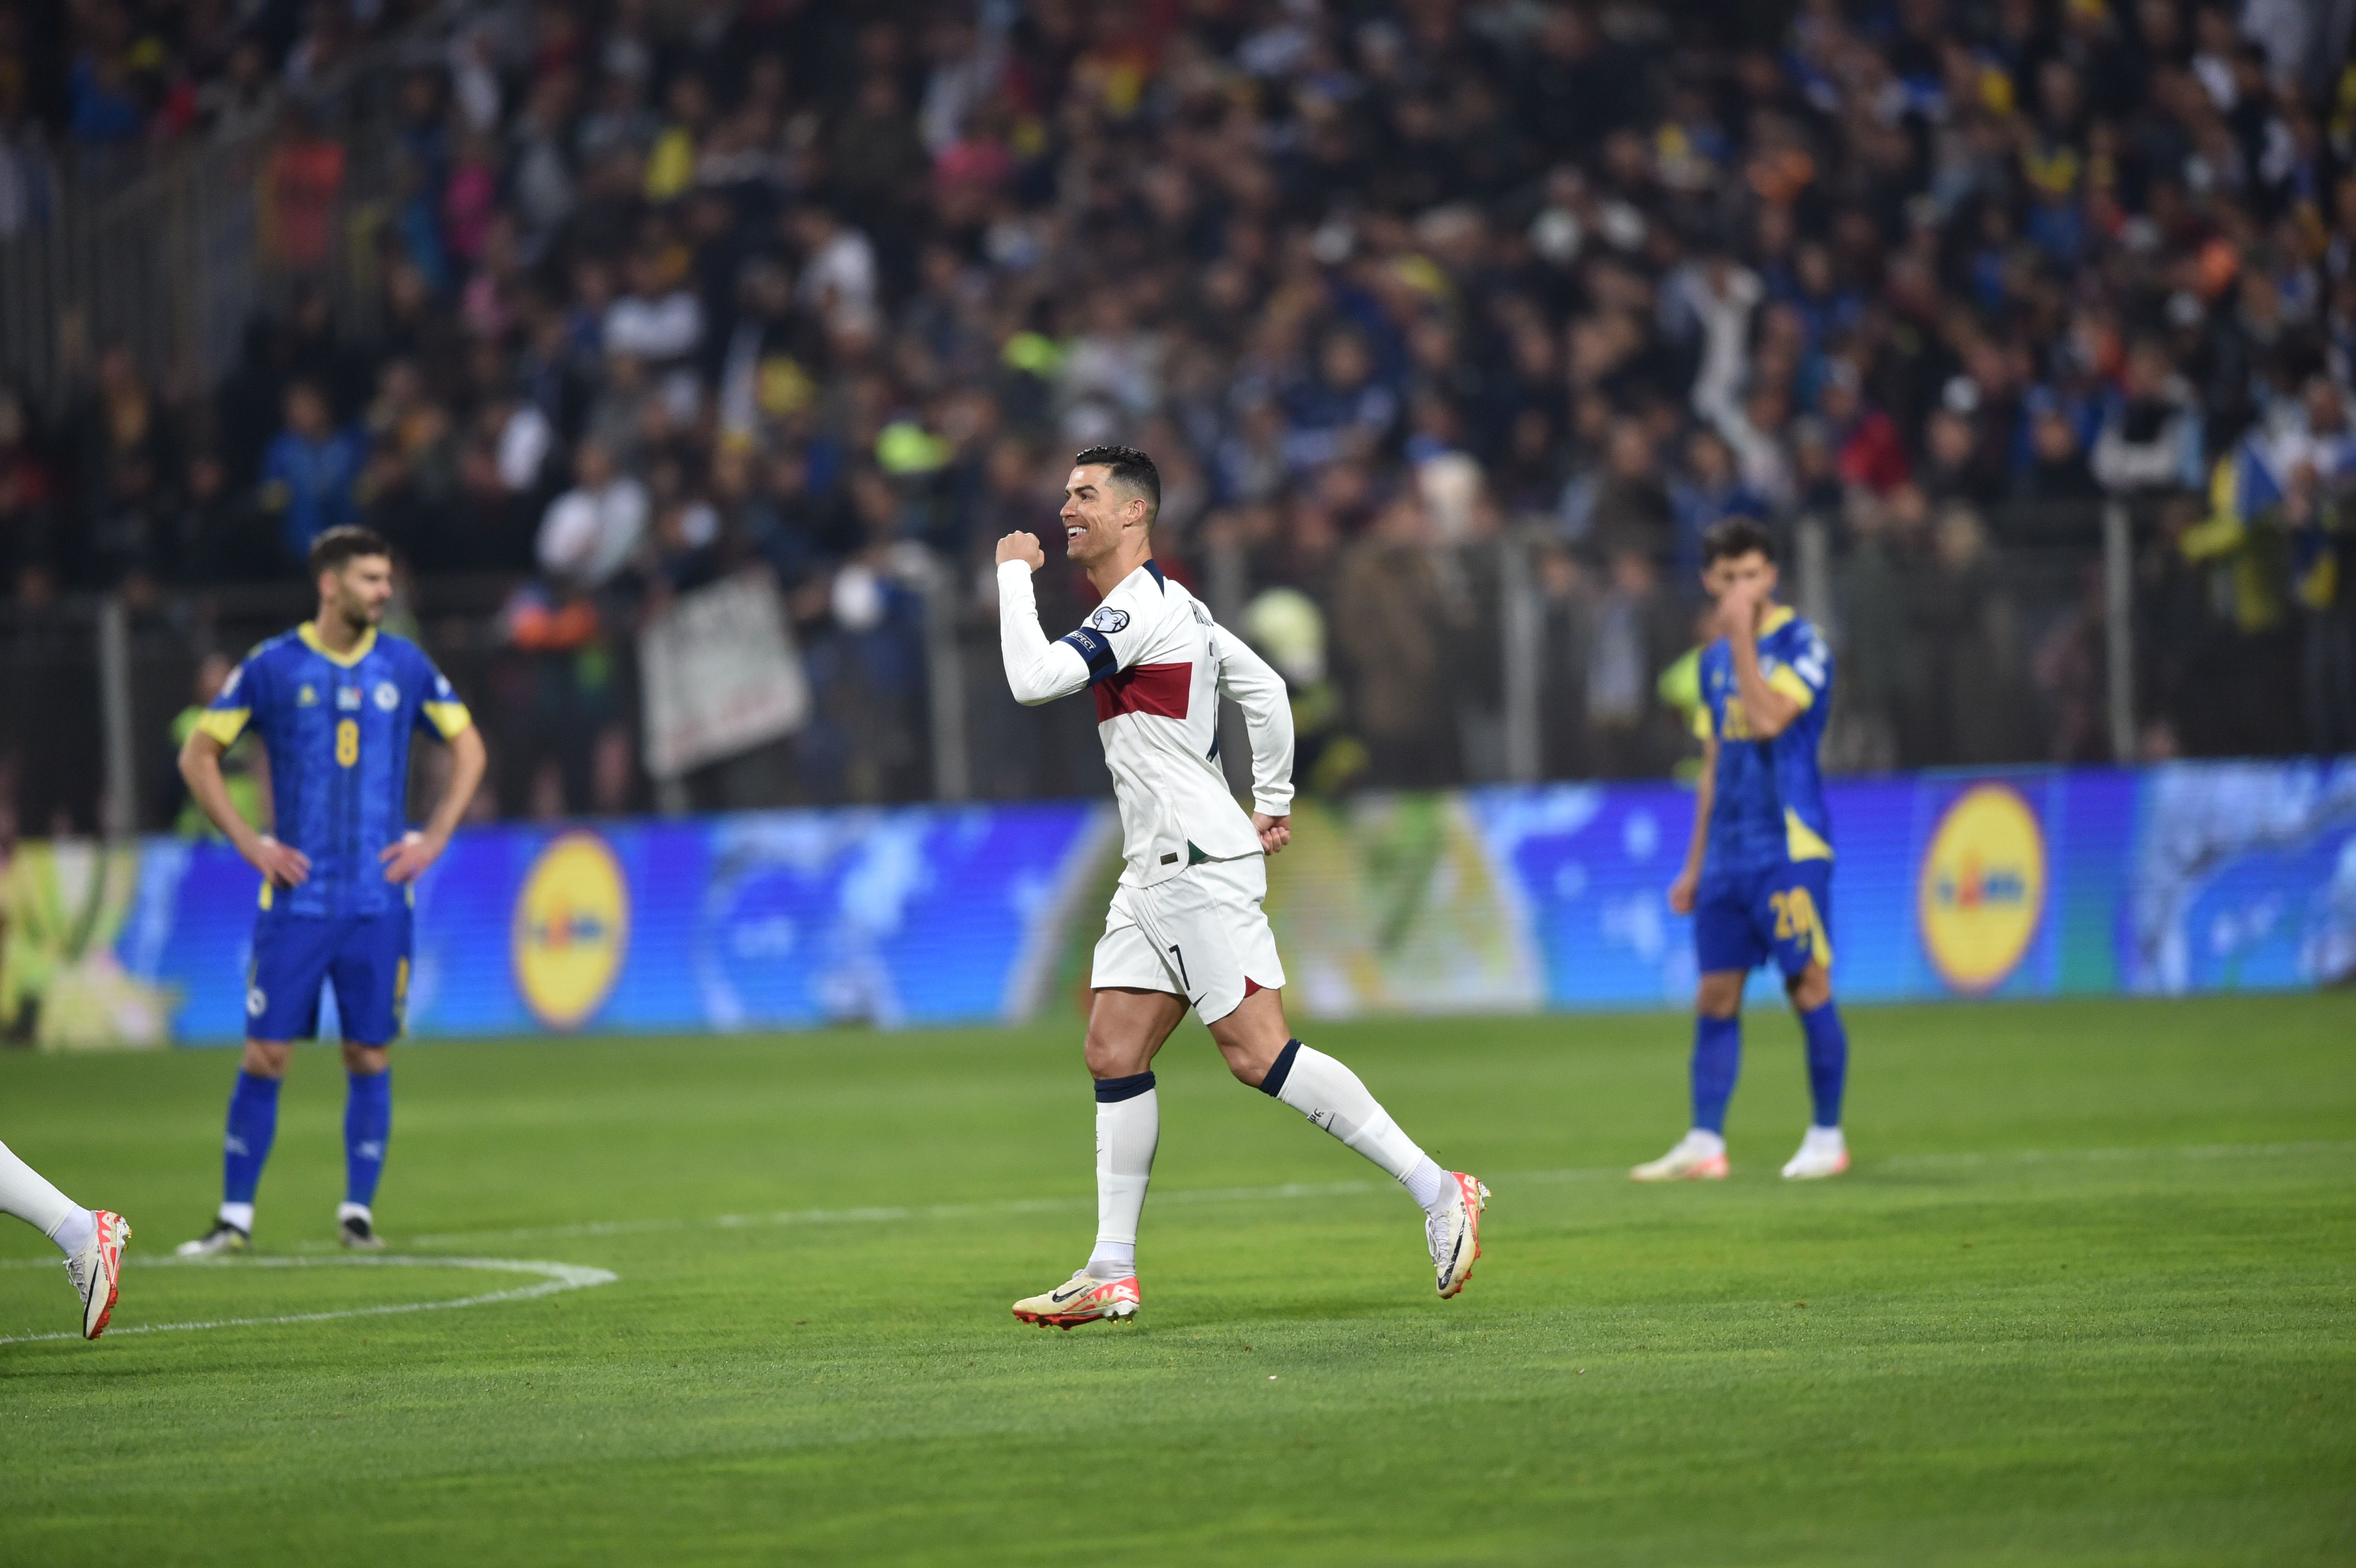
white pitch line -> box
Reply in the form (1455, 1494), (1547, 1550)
(5, 1138), (2346, 1268)
(393, 1137), (2355, 1248)
(0, 1255), (617, 1345)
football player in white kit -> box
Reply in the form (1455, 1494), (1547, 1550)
(996, 446), (1487, 1328)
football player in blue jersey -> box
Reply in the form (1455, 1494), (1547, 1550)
(1635, 518), (1852, 1182)
(173, 526), (487, 1252)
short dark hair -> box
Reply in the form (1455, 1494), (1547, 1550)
(1071, 444), (1160, 520)
(1700, 517), (1776, 567)
(308, 524), (393, 578)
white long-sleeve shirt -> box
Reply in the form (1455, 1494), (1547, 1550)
(999, 557), (1294, 888)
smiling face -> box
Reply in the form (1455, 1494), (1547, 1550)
(1059, 463), (1150, 566)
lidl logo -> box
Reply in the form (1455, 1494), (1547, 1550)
(1917, 784), (2047, 994)
(512, 832), (630, 1029)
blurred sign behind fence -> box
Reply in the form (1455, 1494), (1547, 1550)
(637, 569), (810, 780)
(0, 761), (2348, 1047)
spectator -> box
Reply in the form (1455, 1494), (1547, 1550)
(537, 439), (649, 593)
(1330, 494), (1466, 788)
(258, 380), (364, 566)
(2093, 339), (2206, 495)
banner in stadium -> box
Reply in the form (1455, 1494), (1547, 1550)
(0, 760), (2347, 1046)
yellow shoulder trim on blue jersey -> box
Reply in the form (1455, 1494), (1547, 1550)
(1766, 665), (1816, 708)
(1785, 810), (1834, 862)
(1758, 604), (1797, 635)
(421, 699), (473, 739)
(1691, 703), (1714, 741)
(297, 622), (379, 667)
(195, 708), (251, 746)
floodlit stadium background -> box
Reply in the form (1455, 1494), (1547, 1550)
(2, 0), (2354, 1043)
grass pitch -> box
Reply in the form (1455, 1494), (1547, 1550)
(1, 994), (2350, 1566)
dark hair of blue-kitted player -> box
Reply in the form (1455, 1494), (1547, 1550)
(1699, 517), (1776, 567)
(307, 524), (393, 579)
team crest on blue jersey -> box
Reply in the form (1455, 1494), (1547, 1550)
(374, 681), (400, 711)
(1089, 606), (1131, 633)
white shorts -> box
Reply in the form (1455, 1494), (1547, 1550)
(1091, 855), (1287, 1024)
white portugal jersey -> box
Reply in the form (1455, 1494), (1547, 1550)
(998, 557), (1294, 888)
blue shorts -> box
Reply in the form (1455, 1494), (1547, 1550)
(247, 908), (413, 1045)
(1693, 860), (1833, 980)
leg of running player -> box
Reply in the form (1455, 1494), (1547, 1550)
(2, 1139), (132, 1339)
(1633, 970), (1745, 1180)
(1081, 987), (1179, 1280)
(1011, 987), (1182, 1328)
(1212, 988), (1488, 1298)
(1781, 961), (1850, 1178)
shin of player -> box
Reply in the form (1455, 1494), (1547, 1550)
(0, 1139), (131, 1339)
(1638, 519), (1851, 1183)
(999, 447), (1485, 1329)
(175, 525), (486, 1254)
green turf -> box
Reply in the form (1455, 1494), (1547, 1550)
(1, 994), (2351, 1566)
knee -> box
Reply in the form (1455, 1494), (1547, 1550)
(1787, 966), (1832, 1012)
(1222, 1046), (1269, 1089)
(240, 1042), (291, 1078)
(342, 1042), (389, 1076)
(1083, 1033), (1145, 1081)
(1694, 975), (1744, 1019)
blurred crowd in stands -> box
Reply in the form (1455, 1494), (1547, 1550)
(2, 0), (2356, 832)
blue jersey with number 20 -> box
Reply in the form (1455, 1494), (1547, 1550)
(198, 623), (472, 918)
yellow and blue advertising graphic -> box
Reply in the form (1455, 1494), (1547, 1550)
(1916, 784), (2049, 994)
(511, 832), (632, 1029)
(2, 761), (2350, 1045)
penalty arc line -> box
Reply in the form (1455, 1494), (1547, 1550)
(0, 1255), (618, 1346)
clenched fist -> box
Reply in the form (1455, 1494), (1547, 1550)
(996, 532), (1046, 571)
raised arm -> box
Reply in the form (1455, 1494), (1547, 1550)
(1210, 621), (1296, 850)
(996, 536), (1090, 706)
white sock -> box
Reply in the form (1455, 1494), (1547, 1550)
(0, 1139), (84, 1256)
(218, 1201), (255, 1234)
(1688, 1129), (1727, 1157)
(51, 1208), (97, 1256)
(1088, 1075), (1157, 1279)
(1266, 1044), (1450, 1218)
(338, 1202), (373, 1224)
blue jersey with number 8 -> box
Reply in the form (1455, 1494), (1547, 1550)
(198, 624), (472, 918)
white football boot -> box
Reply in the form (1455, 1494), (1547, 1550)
(1427, 1172), (1489, 1298)
(65, 1210), (131, 1340)
(1012, 1269), (1140, 1329)
(1780, 1125), (1850, 1179)
(1630, 1129), (1730, 1182)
